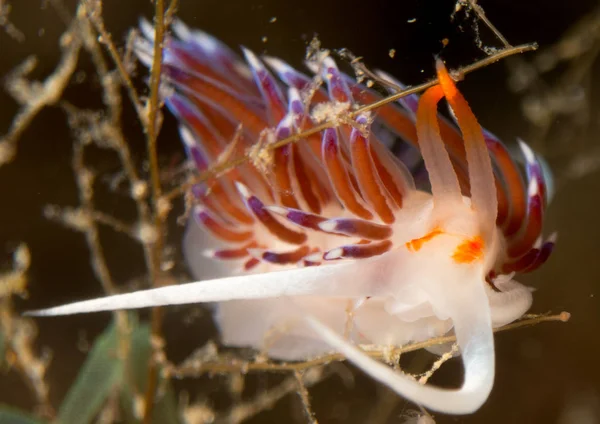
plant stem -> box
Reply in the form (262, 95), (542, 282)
(143, 0), (168, 421)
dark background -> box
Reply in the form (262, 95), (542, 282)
(1, 0), (600, 422)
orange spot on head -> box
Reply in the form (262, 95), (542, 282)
(406, 228), (444, 252)
(452, 236), (485, 264)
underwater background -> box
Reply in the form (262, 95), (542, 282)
(1, 0), (599, 422)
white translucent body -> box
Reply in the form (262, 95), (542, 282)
(183, 191), (532, 361)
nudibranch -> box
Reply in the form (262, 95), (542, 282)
(28, 21), (555, 414)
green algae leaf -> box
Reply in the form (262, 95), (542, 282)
(57, 322), (123, 424)
(0, 406), (45, 424)
(56, 317), (181, 424)
(119, 325), (182, 424)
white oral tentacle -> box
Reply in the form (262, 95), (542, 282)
(24, 258), (388, 317)
(302, 278), (495, 414)
(486, 278), (533, 327)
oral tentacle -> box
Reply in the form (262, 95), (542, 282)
(301, 276), (495, 414)
(485, 277), (533, 326)
(25, 259), (391, 317)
